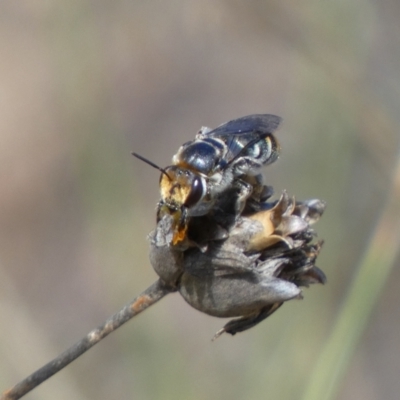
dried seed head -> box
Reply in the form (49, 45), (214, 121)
(149, 190), (326, 336)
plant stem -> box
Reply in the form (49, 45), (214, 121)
(1, 279), (172, 400)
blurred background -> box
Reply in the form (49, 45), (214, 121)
(1, 1), (400, 399)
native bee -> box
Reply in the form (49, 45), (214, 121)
(134, 114), (281, 245)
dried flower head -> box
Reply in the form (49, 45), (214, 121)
(149, 190), (326, 337)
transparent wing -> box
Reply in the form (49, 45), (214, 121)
(204, 114), (282, 138)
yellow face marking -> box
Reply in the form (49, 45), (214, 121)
(159, 168), (192, 206)
(158, 168), (193, 246)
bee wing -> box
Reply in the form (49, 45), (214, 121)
(205, 114), (282, 138)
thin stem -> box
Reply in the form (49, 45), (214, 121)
(1, 279), (173, 400)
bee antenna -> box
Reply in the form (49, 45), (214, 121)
(132, 152), (172, 181)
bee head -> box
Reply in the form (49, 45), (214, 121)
(132, 152), (207, 245)
(159, 166), (206, 210)
(156, 166), (206, 245)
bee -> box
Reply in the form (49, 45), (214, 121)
(133, 114), (281, 245)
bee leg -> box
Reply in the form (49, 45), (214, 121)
(232, 180), (253, 216)
(259, 184), (274, 202)
(213, 303), (283, 339)
(241, 174), (274, 214)
(242, 174), (264, 199)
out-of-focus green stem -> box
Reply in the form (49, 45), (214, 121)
(302, 149), (400, 400)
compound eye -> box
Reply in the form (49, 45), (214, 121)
(184, 176), (204, 208)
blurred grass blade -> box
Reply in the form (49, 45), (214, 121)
(302, 149), (400, 400)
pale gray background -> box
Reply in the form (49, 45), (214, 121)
(1, 1), (399, 399)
